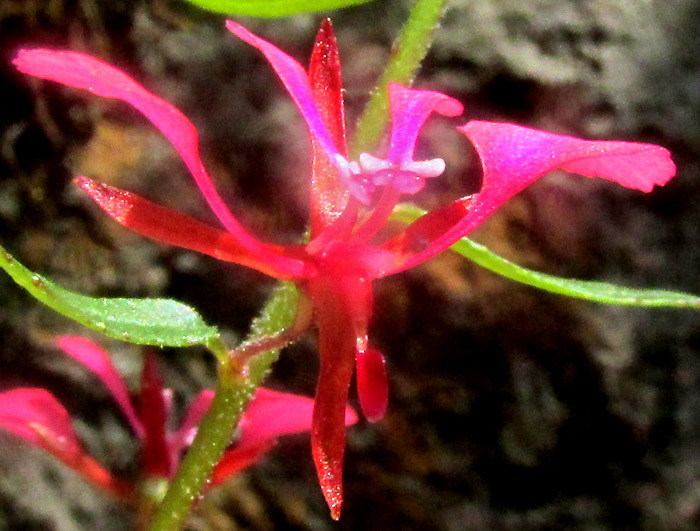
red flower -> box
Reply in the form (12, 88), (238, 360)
(0, 337), (351, 499)
(13, 20), (675, 519)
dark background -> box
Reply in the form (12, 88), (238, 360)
(1, 0), (700, 529)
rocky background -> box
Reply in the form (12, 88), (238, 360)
(1, 0), (700, 529)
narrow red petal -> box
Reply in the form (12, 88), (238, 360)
(309, 18), (350, 237)
(56, 336), (144, 438)
(210, 440), (275, 486)
(0, 388), (80, 453)
(356, 347), (388, 423)
(0, 388), (133, 499)
(75, 176), (298, 280)
(383, 122), (676, 276)
(312, 323), (355, 520)
(381, 197), (473, 257)
(14, 48), (308, 279)
(169, 389), (214, 457)
(138, 353), (172, 478)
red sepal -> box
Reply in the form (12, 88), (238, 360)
(382, 197), (473, 258)
(307, 271), (373, 520)
(309, 19), (350, 237)
(75, 176), (298, 280)
(14, 48), (310, 279)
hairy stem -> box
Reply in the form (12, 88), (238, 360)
(350, 0), (450, 157)
(148, 283), (298, 531)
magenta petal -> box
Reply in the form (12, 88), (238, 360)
(169, 389), (214, 456)
(386, 82), (463, 164)
(462, 121), (676, 196)
(383, 121), (676, 276)
(13, 50), (227, 229)
(56, 337), (145, 439)
(239, 387), (357, 452)
(225, 21), (342, 165)
(356, 347), (388, 423)
(0, 388), (81, 454)
(13, 49), (308, 279)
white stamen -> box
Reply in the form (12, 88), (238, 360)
(334, 154), (352, 177)
(334, 154), (374, 204)
(359, 152), (394, 174)
(401, 158), (446, 178)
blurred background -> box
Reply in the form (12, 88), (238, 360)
(1, 0), (700, 529)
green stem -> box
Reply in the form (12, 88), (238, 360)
(147, 370), (254, 531)
(148, 284), (298, 530)
(350, 0), (450, 157)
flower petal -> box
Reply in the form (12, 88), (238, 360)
(75, 176), (299, 280)
(210, 440), (275, 486)
(386, 82), (463, 164)
(138, 353), (172, 478)
(356, 346), (388, 423)
(169, 389), (215, 457)
(353, 83), (461, 197)
(240, 387), (357, 451)
(13, 49), (308, 279)
(225, 21), (342, 167)
(308, 18), (351, 237)
(209, 388), (357, 487)
(56, 336), (145, 439)
(0, 388), (81, 453)
(0, 387), (133, 499)
(312, 321), (355, 520)
(462, 121), (676, 195)
(383, 122), (676, 276)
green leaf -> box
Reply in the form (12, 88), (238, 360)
(0, 245), (223, 348)
(180, 0), (373, 17)
(391, 204), (700, 309)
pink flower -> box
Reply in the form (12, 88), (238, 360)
(0, 337), (351, 499)
(13, 20), (676, 519)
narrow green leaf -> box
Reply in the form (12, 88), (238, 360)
(180, 0), (373, 17)
(0, 245), (222, 347)
(392, 204), (700, 309)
